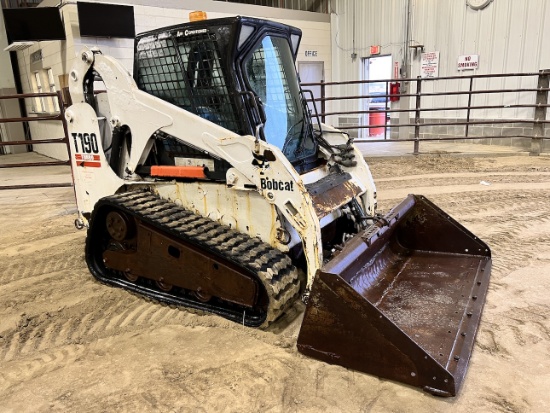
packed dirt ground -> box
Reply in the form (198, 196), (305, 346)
(1, 154), (550, 412)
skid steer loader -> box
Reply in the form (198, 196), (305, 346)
(65, 15), (491, 396)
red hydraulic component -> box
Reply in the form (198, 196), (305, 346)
(150, 165), (207, 179)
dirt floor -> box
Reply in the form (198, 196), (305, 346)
(1, 154), (550, 412)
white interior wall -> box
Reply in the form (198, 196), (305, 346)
(0, 9), (26, 154)
(13, 2), (77, 159)
(0, 11), (16, 90)
(12, 0), (331, 160)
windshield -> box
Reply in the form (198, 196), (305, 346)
(243, 36), (316, 163)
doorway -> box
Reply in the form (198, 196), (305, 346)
(362, 55), (392, 139)
(298, 61), (324, 116)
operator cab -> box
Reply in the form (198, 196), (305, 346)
(133, 16), (319, 173)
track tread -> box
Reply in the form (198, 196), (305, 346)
(88, 190), (301, 328)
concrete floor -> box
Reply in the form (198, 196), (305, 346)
(0, 140), (547, 189)
(2, 153), (550, 412)
(0, 153), (72, 188)
(355, 140), (535, 158)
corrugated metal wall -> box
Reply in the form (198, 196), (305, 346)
(331, 0), (550, 120)
(330, 0), (407, 108)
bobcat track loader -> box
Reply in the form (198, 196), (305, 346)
(65, 15), (491, 396)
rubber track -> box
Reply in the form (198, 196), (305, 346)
(87, 191), (301, 328)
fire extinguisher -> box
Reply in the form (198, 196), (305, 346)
(390, 82), (400, 102)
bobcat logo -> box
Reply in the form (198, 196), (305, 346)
(260, 178), (294, 192)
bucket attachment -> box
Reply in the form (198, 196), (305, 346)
(297, 195), (491, 397)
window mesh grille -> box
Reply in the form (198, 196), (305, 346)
(136, 33), (243, 134)
(136, 38), (189, 107)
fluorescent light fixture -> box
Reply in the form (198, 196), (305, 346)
(4, 41), (35, 52)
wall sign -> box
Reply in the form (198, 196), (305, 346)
(421, 51), (439, 78)
(304, 50), (318, 57)
(457, 54), (479, 70)
(31, 49), (43, 63)
(30, 49), (43, 71)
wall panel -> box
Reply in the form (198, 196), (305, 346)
(332, 0), (549, 122)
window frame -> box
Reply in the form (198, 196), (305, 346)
(30, 69), (60, 114)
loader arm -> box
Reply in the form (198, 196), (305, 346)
(67, 47), (324, 286)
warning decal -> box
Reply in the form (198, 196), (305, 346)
(75, 153), (101, 168)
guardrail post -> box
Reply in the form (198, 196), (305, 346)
(465, 77), (474, 137)
(413, 76), (422, 155)
(320, 80), (326, 124)
(384, 81), (389, 140)
(530, 69), (549, 156)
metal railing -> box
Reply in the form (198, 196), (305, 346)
(0, 91), (74, 190)
(302, 69), (550, 155)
